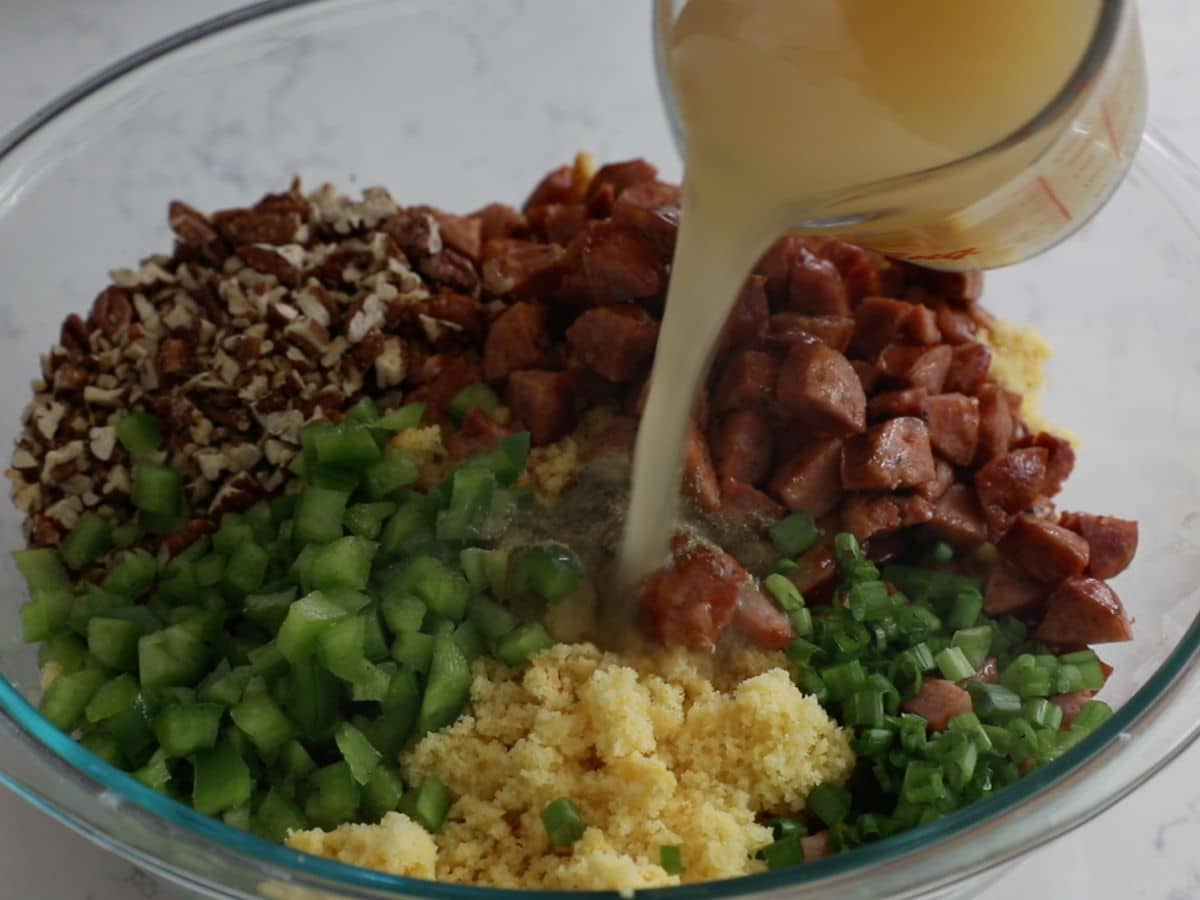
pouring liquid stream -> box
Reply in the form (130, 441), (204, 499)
(617, 0), (1124, 600)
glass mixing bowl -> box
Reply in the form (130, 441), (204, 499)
(0, 2), (1197, 898)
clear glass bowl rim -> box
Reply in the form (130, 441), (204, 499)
(0, 1), (1197, 897)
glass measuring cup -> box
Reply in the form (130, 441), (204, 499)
(654, 0), (1147, 271)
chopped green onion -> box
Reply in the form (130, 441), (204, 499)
(659, 845), (685, 875)
(541, 796), (586, 847)
(115, 411), (162, 457)
(934, 646), (976, 682)
(768, 511), (821, 557)
(807, 783), (853, 826)
(400, 776), (452, 834)
(764, 573), (804, 611)
(61, 513), (113, 569)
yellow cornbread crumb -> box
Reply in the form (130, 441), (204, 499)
(287, 812), (436, 879)
(981, 320), (1076, 443)
(525, 406), (615, 503)
(289, 643), (854, 891)
(388, 425), (448, 487)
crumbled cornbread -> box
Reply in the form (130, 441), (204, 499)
(388, 425), (448, 487)
(288, 643), (854, 891)
(982, 319), (1075, 443)
(287, 812), (437, 879)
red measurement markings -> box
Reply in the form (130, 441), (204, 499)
(1101, 100), (1123, 160)
(1037, 176), (1072, 222)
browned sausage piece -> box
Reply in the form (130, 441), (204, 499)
(776, 341), (867, 435)
(915, 457), (955, 502)
(974, 383), (1016, 463)
(934, 303), (978, 344)
(1034, 576), (1133, 645)
(997, 514), (1090, 583)
(877, 343), (953, 393)
(849, 297), (920, 358)
(717, 276), (770, 356)
(480, 240), (567, 297)
(483, 301), (549, 382)
(944, 342), (992, 395)
(787, 537), (838, 596)
(444, 407), (512, 461)
(923, 393), (980, 466)
(767, 313), (856, 353)
(580, 221), (665, 305)
(755, 236), (810, 303)
(611, 180), (681, 257)
(841, 417), (936, 491)
(1050, 690), (1096, 729)
(526, 203), (589, 245)
(711, 409), (774, 486)
(800, 832), (831, 862)
(684, 421), (721, 511)
(840, 493), (932, 541)
(974, 447), (1049, 535)
(638, 540), (744, 651)
(926, 483), (989, 547)
(920, 270), (984, 303)
(868, 387), (929, 422)
(983, 564), (1047, 616)
(523, 164), (576, 210)
(713, 349), (779, 413)
(718, 477), (785, 525)
(820, 239), (882, 302)
(851, 360), (879, 394)
(1026, 431), (1076, 496)
(732, 583), (795, 650)
(769, 438), (844, 518)
(586, 158), (658, 200)
(786, 247), (850, 316)
(1059, 512), (1139, 579)
(565, 305), (659, 383)
(506, 370), (579, 445)
(425, 207), (483, 262)
(903, 679), (973, 731)
(903, 304), (942, 345)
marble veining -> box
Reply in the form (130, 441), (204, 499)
(0, 2), (1197, 898)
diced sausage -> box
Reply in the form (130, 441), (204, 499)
(800, 831), (831, 862)
(1025, 432), (1076, 496)
(506, 370), (579, 445)
(1034, 576), (1133, 645)
(684, 421), (721, 511)
(840, 493), (933, 541)
(915, 458), (955, 502)
(416, 356), (483, 416)
(998, 515), (1091, 583)
(472, 202), (528, 241)
(974, 447), (1049, 535)
(1059, 512), (1138, 579)
(841, 417), (936, 491)
(483, 301), (549, 382)
(903, 679), (973, 731)
(851, 360), (879, 394)
(775, 342), (867, 435)
(922, 392), (980, 466)
(412, 291), (486, 347)
(566, 305), (659, 382)
(876, 343), (953, 393)
(974, 384), (1015, 463)
(984, 564), (1047, 617)
(581, 222), (665, 305)
(935, 303), (978, 344)
(588, 416), (638, 459)
(1050, 690), (1096, 729)
(526, 203), (588, 245)
(586, 158), (658, 200)
(786, 538), (839, 596)
(868, 387), (929, 422)
(819, 239), (882, 302)
(786, 247), (850, 316)
(718, 477), (785, 525)
(768, 438), (844, 518)
(926, 484), (989, 547)
(849, 296), (938, 358)
(732, 583), (795, 650)
(713, 349), (779, 412)
(755, 236), (811, 303)
(638, 541), (745, 651)
(611, 180), (681, 255)
(480, 239), (568, 297)
(767, 314), (856, 353)
(523, 165), (576, 210)
(919, 269), (984, 303)
(425, 207), (483, 262)
(711, 409), (774, 486)
(944, 342), (992, 395)
(717, 276), (770, 356)
(444, 407), (512, 460)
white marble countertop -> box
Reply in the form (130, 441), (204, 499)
(1, 2), (1198, 898)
